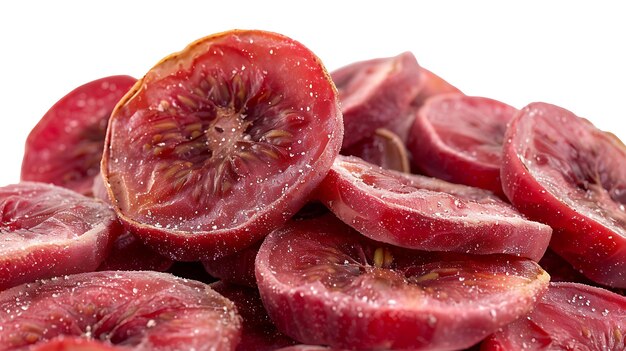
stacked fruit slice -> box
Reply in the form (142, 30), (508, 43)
(1, 29), (624, 350)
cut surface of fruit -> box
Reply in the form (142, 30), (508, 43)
(409, 94), (517, 197)
(211, 281), (297, 351)
(0, 271), (241, 351)
(481, 282), (626, 350)
(331, 52), (421, 148)
(412, 67), (462, 107)
(0, 182), (121, 290)
(501, 102), (626, 288)
(28, 336), (126, 350)
(255, 215), (550, 350)
(103, 30), (343, 261)
(21, 75), (136, 196)
(317, 155), (552, 260)
(342, 128), (410, 173)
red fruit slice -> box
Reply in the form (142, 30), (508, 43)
(501, 102), (626, 288)
(0, 271), (241, 351)
(255, 215), (549, 350)
(317, 155), (552, 260)
(211, 281), (297, 351)
(21, 75), (136, 196)
(28, 337), (124, 351)
(103, 29), (343, 261)
(342, 128), (410, 173)
(482, 282), (626, 350)
(408, 94), (517, 197)
(331, 52), (421, 148)
(412, 67), (463, 107)
(0, 182), (121, 290)
(203, 241), (260, 287)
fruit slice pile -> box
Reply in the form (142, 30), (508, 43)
(3, 28), (624, 350)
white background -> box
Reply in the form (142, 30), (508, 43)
(0, 1), (624, 187)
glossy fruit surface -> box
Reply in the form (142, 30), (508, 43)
(409, 94), (517, 196)
(482, 282), (626, 350)
(331, 52), (420, 148)
(0, 271), (241, 350)
(21, 75), (136, 196)
(317, 155), (552, 260)
(103, 30), (343, 261)
(256, 216), (549, 350)
(502, 102), (626, 287)
(412, 67), (462, 107)
(0, 182), (121, 290)
(28, 337), (125, 350)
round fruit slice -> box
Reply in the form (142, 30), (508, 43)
(255, 215), (550, 350)
(330, 52), (421, 148)
(317, 155), (552, 260)
(501, 102), (626, 288)
(342, 128), (410, 173)
(0, 271), (241, 350)
(211, 281), (297, 351)
(21, 75), (136, 196)
(482, 282), (626, 350)
(408, 94), (517, 197)
(0, 182), (121, 290)
(102, 30), (342, 262)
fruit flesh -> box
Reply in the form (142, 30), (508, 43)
(318, 155), (552, 260)
(342, 128), (410, 173)
(256, 216), (550, 350)
(21, 75), (136, 196)
(0, 182), (121, 290)
(482, 282), (626, 350)
(502, 102), (626, 287)
(103, 30), (343, 261)
(0, 271), (241, 351)
(409, 94), (517, 196)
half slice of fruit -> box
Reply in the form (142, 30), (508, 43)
(103, 29), (343, 261)
(317, 155), (552, 260)
(255, 215), (550, 350)
(482, 282), (626, 350)
(501, 102), (626, 288)
(0, 182), (121, 290)
(21, 75), (136, 196)
(0, 271), (241, 351)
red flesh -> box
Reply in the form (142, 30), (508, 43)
(501, 102), (626, 288)
(408, 94), (517, 197)
(0, 271), (241, 351)
(103, 30), (343, 261)
(256, 215), (550, 350)
(317, 155), (552, 260)
(0, 182), (121, 290)
(21, 76), (136, 196)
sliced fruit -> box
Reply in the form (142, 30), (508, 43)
(331, 52), (421, 148)
(103, 30), (342, 262)
(412, 67), (462, 107)
(317, 155), (552, 260)
(203, 241), (260, 287)
(97, 231), (173, 272)
(482, 282), (626, 350)
(211, 281), (297, 351)
(21, 75), (136, 196)
(28, 336), (125, 350)
(255, 215), (550, 350)
(342, 128), (410, 173)
(408, 94), (517, 197)
(501, 102), (626, 287)
(0, 182), (121, 290)
(0, 271), (241, 350)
